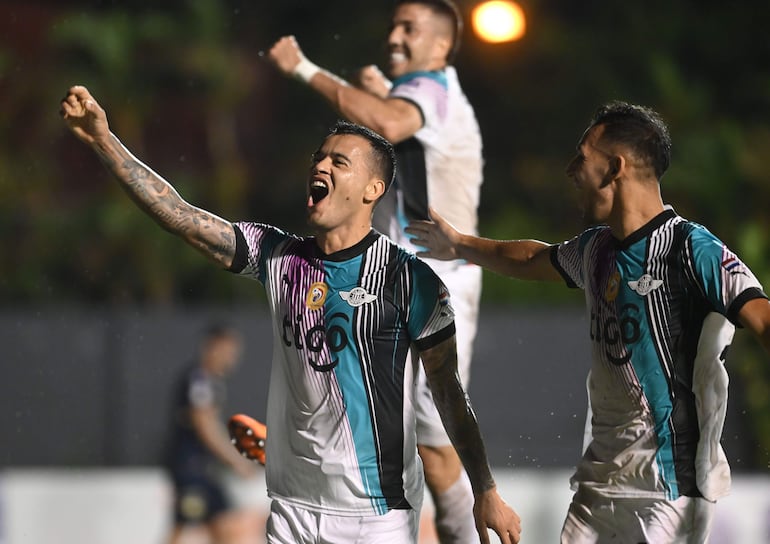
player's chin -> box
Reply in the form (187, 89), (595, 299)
(305, 209), (324, 229)
(387, 61), (409, 79)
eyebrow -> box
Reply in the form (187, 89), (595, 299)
(313, 150), (352, 165)
(331, 151), (351, 164)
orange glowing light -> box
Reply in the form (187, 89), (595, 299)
(472, 1), (526, 43)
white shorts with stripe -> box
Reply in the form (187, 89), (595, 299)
(266, 499), (419, 544)
(561, 485), (715, 544)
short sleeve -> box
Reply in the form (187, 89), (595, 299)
(229, 222), (293, 284)
(405, 258), (456, 350)
(390, 71), (448, 147)
(188, 373), (215, 408)
(553, 228), (604, 290)
(686, 226), (767, 324)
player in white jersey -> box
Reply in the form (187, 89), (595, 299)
(405, 101), (770, 543)
(267, 2), (483, 540)
(60, 85), (521, 544)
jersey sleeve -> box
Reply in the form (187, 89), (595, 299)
(404, 257), (456, 350)
(390, 72), (448, 148)
(188, 371), (216, 408)
(686, 225), (767, 325)
(552, 228), (604, 289)
(228, 221), (293, 284)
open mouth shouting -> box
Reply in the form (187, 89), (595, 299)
(308, 178), (330, 207)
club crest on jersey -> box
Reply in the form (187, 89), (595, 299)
(605, 269), (621, 302)
(340, 287), (377, 307)
(628, 274), (663, 296)
(305, 282), (329, 310)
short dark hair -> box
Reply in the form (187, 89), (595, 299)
(589, 101), (672, 180)
(396, 0), (463, 63)
(203, 322), (238, 341)
(327, 120), (396, 192)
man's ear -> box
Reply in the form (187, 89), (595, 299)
(364, 178), (386, 203)
(601, 155), (625, 187)
(433, 35), (452, 64)
(609, 155), (624, 178)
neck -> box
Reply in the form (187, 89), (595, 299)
(607, 180), (665, 240)
(315, 223), (372, 255)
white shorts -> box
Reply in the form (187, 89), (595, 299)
(266, 499), (419, 544)
(561, 485), (715, 544)
(415, 261), (482, 447)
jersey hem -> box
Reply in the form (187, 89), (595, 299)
(267, 491), (405, 517)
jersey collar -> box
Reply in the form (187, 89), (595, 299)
(314, 230), (380, 262)
(391, 69), (448, 89)
(614, 207), (677, 249)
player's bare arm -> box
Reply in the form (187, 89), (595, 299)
(190, 405), (256, 478)
(419, 336), (521, 543)
(267, 36), (421, 144)
(406, 207), (563, 282)
(738, 297), (770, 354)
(60, 86), (237, 269)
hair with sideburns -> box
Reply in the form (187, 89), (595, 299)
(590, 101), (672, 180)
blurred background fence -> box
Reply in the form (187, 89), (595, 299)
(1, 306), (768, 543)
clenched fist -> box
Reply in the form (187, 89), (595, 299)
(60, 85), (110, 146)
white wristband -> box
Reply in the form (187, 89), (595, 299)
(293, 57), (321, 83)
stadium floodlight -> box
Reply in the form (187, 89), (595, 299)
(472, 0), (526, 43)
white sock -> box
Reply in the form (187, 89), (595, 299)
(433, 471), (476, 544)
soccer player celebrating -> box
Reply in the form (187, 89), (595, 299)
(60, 85), (521, 544)
(406, 101), (770, 543)
(268, 2), (484, 539)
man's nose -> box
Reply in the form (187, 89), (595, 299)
(314, 156), (332, 173)
(388, 26), (402, 45)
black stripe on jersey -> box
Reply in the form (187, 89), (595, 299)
(414, 322), (456, 351)
(353, 237), (412, 509)
(550, 245), (578, 288)
(727, 287), (768, 326)
(394, 137), (429, 222)
(648, 222), (706, 497)
(229, 224), (249, 273)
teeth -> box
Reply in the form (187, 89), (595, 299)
(309, 181), (330, 204)
(390, 52), (406, 63)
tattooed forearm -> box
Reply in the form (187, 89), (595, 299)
(92, 133), (236, 268)
(420, 337), (496, 494)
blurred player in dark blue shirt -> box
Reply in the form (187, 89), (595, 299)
(166, 324), (260, 544)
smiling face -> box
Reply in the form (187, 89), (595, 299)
(387, 2), (453, 78)
(306, 133), (383, 234)
(565, 124), (617, 226)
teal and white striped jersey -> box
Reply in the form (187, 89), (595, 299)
(375, 66), (483, 264)
(552, 208), (767, 501)
(230, 224), (455, 515)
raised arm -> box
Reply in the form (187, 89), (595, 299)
(419, 336), (521, 544)
(406, 208), (563, 282)
(267, 36), (421, 144)
(60, 86), (237, 269)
